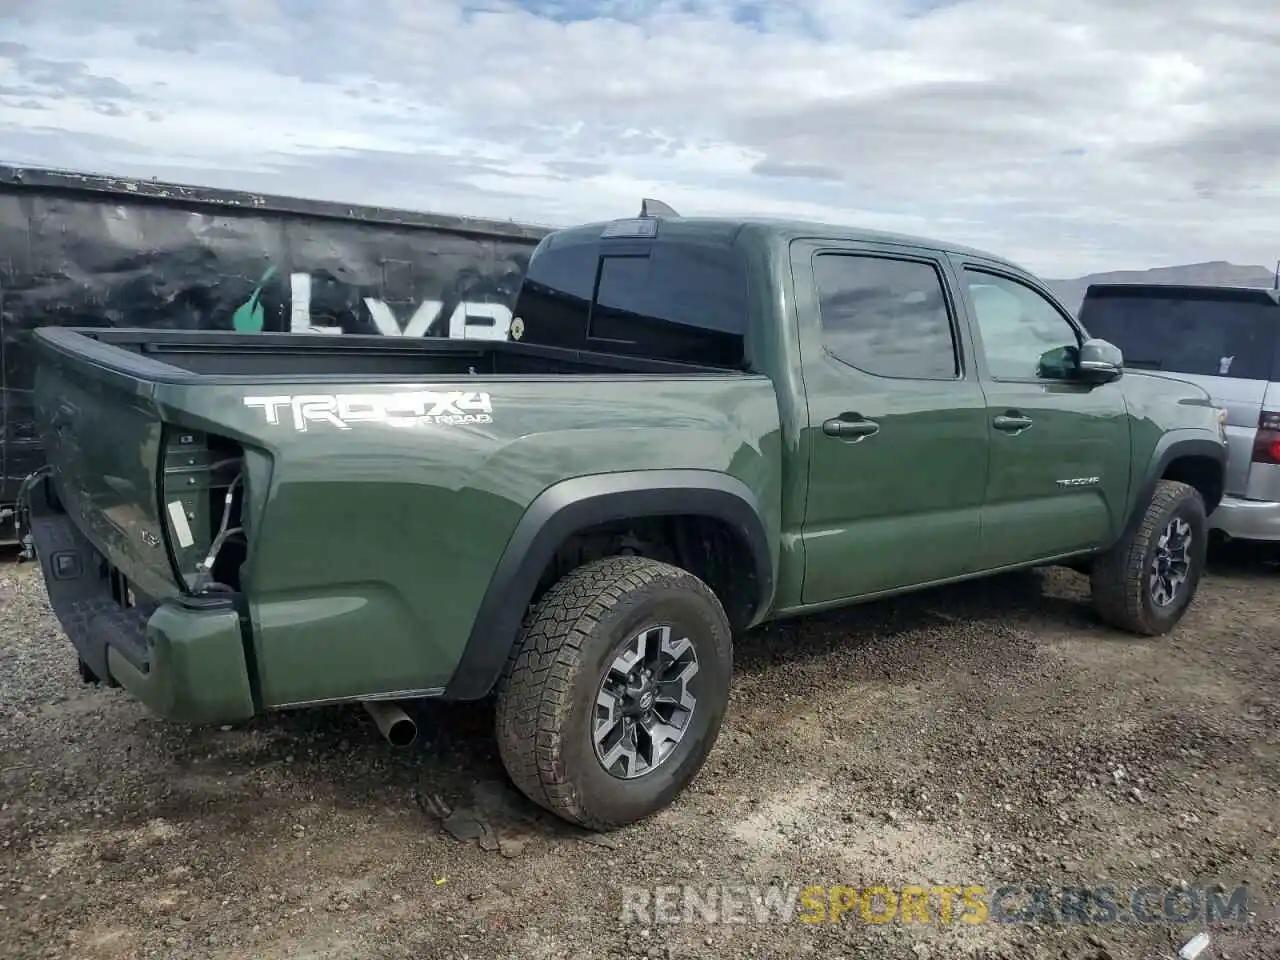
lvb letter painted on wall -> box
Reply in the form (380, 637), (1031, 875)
(232, 270), (515, 340)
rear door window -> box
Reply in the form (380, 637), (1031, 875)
(513, 235), (748, 368)
(1080, 291), (1278, 380)
(812, 252), (960, 380)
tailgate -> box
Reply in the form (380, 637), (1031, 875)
(29, 332), (241, 602)
(34, 356), (178, 599)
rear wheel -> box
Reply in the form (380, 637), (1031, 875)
(494, 555), (733, 830)
(1090, 479), (1207, 635)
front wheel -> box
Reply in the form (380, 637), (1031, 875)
(1090, 479), (1208, 635)
(494, 556), (733, 831)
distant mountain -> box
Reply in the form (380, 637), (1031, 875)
(1045, 261), (1278, 315)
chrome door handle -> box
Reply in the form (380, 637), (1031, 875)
(993, 414), (1033, 433)
(822, 416), (880, 441)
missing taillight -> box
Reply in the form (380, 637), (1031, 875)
(160, 428), (248, 593)
(1251, 411), (1280, 465)
(191, 470), (245, 594)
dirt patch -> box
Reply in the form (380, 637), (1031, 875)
(1, 550), (1278, 959)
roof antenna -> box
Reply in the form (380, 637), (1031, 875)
(639, 198), (679, 218)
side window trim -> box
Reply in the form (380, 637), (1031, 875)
(519, 236), (751, 369)
(810, 247), (965, 383)
(960, 262), (1085, 384)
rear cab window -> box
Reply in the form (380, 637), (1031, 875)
(811, 252), (960, 380)
(511, 221), (750, 369)
(1079, 287), (1280, 381)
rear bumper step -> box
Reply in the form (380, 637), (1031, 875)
(24, 475), (257, 723)
(27, 499), (153, 681)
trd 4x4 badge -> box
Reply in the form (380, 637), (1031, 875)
(243, 390), (494, 431)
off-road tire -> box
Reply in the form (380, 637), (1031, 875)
(494, 555), (733, 831)
(1090, 479), (1207, 636)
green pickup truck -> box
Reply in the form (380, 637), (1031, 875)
(20, 212), (1228, 831)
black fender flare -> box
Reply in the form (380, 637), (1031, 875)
(1117, 432), (1227, 546)
(443, 469), (775, 701)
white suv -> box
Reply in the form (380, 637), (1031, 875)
(1080, 282), (1280, 543)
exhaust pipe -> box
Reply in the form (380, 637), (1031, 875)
(361, 700), (418, 748)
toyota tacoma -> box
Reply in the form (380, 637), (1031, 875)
(20, 209), (1228, 830)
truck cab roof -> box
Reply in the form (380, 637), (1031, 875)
(543, 213), (1028, 274)
(517, 213), (1060, 372)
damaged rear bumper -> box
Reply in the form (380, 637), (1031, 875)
(22, 474), (257, 724)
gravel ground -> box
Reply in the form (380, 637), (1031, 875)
(1, 547), (1277, 960)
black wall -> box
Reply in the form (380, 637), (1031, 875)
(0, 165), (551, 512)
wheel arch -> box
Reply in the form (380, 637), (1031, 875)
(1117, 433), (1226, 548)
(444, 470), (775, 701)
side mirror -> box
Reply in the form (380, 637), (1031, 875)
(1077, 338), (1124, 384)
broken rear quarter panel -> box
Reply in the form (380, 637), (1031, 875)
(131, 372), (779, 709)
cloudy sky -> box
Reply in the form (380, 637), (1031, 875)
(0, 0), (1276, 277)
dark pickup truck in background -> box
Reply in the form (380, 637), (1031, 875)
(0, 164), (550, 541)
(22, 210), (1229, 830)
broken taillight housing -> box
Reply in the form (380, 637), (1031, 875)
(159, 427), (247, 593)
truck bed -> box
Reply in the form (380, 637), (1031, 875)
(39, 327), (732, 381)
(22, 323), (778, 718)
